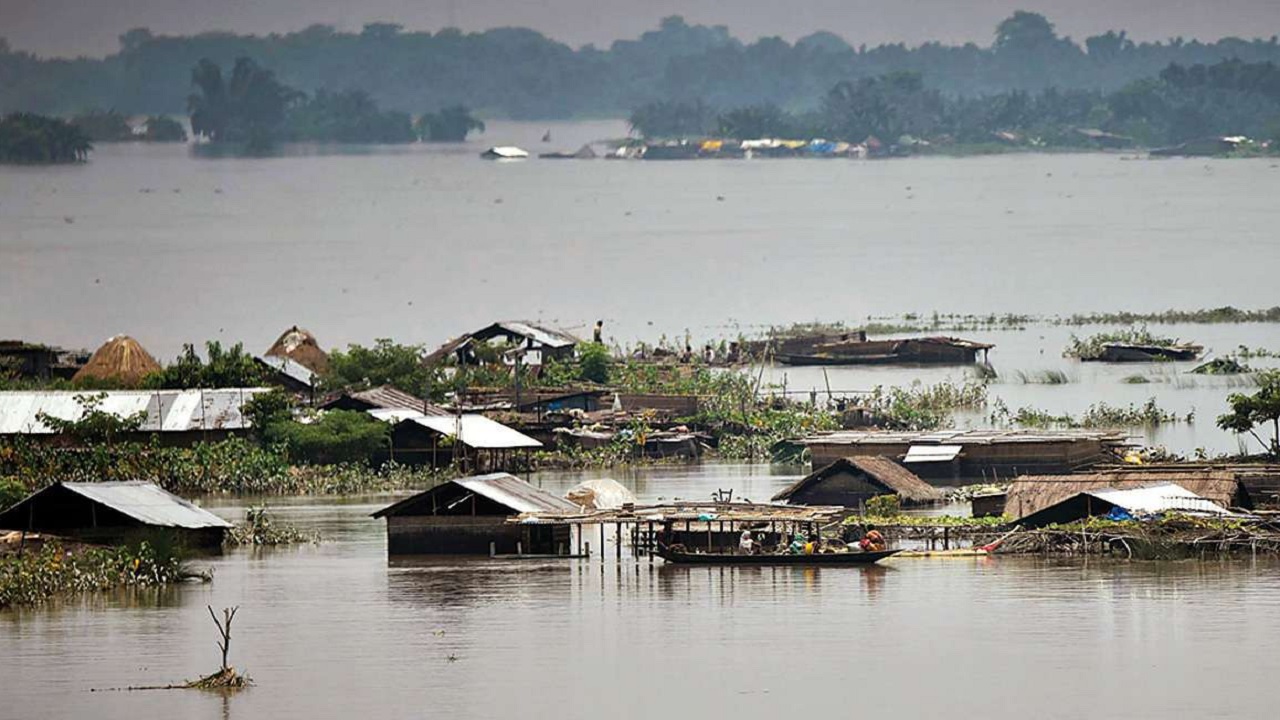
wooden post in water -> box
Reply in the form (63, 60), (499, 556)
(616, 522), (622, 561)
(648, 521), (654, 562)
(490, 542), (496, 558)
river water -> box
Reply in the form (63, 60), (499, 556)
(4, 464), (1280, 720)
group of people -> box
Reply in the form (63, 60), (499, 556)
(736, 527), (887, 555)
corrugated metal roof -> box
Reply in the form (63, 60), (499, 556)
(256, 355), (316, 387)
(370, 409), (541, 449)
(0, 389), (271, 434)
(0, 481), (232, 529)
(1088, 483), (1235, 516)
(371, 473), (577, 517)
(454, 473), (579, 513)
(491, 321), (579, 349)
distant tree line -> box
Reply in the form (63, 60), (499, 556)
(3, 13), (1280, 120)
(629, 59), (1280, 148)
(186, 57), (483, 147)
(68, 109), (186, 142)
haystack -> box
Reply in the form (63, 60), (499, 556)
(72, 335), (161, 386)
(264, 326), (330, 374)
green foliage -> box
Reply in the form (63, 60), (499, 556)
(1218, 370), (1280, 457)
(577, 343), (612, 384)
(242, 389), (293, 437)
(187, 57), (301, 149)
(861, 380), (989, 430)
(146, 341), (266, 389)
(865, 495), (901, 517)
(0, 477), (26, 512)
(629, 100), (713, 138)
(0, 541), (188, 608)
(263, 410), (389, 465)
(36, 392), (146, 444)
(143, 115), (187, 142)
(415, 105), (485, 142)
(326, 339), (440, 399)
(288, 89), (415, 143)
(991, 397), (1186, 429)
(0, 113), (92, 163)
(70, 108), (133, 141)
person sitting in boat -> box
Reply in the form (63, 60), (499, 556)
(859, 528), (887, 553)
(788, 532), (809, 555)
(739, 530), (755, 555)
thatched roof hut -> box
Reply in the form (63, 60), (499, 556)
(1005, 471), (1250, 522)
(773, 456), (943, 507)
(264, 326), (329, 374)
(72, 335), (161, 386)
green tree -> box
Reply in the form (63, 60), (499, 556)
(0, 477), (26, 512)
(578, 343), (612, 384)
(1217, 371), (1280, 457)
(415, 105), (485, 142)
(326, 339), (440, 399)
(716, 103), (794, 139)
(143, 116), (187, 142)
(628, 100), (712, 138)
(0, 113), (92, 164)
(147, 341), (265, 389)
(289, 89), (415, 143)
(188, 57), (300, 148)
(242, 389), (294, 440)
(70, 109), (133, 141)
(263, 410), (389, 465)
(994, 11), (1059, 54)
(36, 393), (146, 444)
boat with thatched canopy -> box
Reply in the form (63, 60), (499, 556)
(72, 335), (160, 386)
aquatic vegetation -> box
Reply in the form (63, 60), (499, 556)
(990, 397), (1187, 429)
(860, 379), (989, 430)
(1064, 306), (1280, 326)
(1232, 345), (1280, 359)
(0, 541), (192, 608)
(226, 506), (320, 546)
(1063, 326), (1183, 360)
(1010, 369), (1072, 384)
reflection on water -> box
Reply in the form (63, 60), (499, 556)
(5, 466), (1280, 719)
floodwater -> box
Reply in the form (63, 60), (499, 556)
(4, 464), (1280, 720)
(3, 121), (1278, 454)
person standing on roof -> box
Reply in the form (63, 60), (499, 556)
(593, 320), (603, 344)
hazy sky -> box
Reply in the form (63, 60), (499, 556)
(3, 0), (1279, 58)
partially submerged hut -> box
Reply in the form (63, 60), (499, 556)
(802, 429), (1130, 482)
(772, 456), (942, 507)
(320, 385), (446, 415)
(72, 335), (161, 386)
(1015, 482), (1238, 528)
(371, 473), (578, 555)
(1005, 471), (1250, 524)
(263, 326), (330, 374)
(0, 481), (231, 548)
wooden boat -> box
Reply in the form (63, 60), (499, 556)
(655, 544), (901, 565)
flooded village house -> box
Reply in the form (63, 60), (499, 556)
(372, 473), (577, 555)
(772, 456), (943, 507)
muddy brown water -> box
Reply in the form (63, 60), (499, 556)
(4, 464), (1280, 719)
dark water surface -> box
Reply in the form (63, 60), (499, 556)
(4, 465), (1280, 719)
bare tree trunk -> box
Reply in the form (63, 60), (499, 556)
(208, 605), (238, 672)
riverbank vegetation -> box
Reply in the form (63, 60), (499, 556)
(988, 397), (1189, 429)
(0, 112), (91, 163)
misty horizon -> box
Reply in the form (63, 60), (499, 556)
(3, 0), (1279, 59)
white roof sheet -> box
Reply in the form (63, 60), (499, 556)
(368, 409), (541, 449)
(1088, 483), (1235, 516)
(454, 473), (578, 513)
(904, 444), (963, 463)
(257, 355), (316, 387)
(0, 389), (271, 434)
(63, 482), (231, 529)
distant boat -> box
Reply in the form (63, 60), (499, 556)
(481, 146), (529, 160)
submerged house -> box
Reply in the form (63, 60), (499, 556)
(371, 473), (578, 555)
(424, 321), (580, 368)
(758, 332), (994, 367)
(802, 429), (1130, 483)
(772, 456), (943, 507)
(1005, 471), (1250, 525)
(1015, 483), (1239, 529)
(0, 481), (231, 548)
(0, 340), (88, 381)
